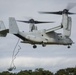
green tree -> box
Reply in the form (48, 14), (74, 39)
(55, 69), (68, 75)
(17, 70), (30, 75)
(1, 71), (11, 75)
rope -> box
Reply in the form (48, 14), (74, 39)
(8, 39), (21, 71)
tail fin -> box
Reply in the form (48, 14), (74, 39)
(62, 14), (72, 37)
(0, 21), (8, 37)
(9, 17), (19, 34)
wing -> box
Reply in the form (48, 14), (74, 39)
(45, 25), (63, 33)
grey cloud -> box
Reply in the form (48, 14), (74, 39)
(0, 0), (76, 73)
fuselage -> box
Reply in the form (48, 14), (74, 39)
(17, 29), (73, 46)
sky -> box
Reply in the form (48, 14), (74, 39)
(0, 0), (76, 73)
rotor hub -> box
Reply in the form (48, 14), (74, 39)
(63, 9), (69, 14)
(29, 19), (35, 23)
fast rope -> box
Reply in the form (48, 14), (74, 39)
(8, 39), (21, 71)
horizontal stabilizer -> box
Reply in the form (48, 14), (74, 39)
(0, 29), (9, 37)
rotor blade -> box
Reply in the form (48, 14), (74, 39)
(68, 12), (76, 15)
(34, 21), (55, 24)
(17, 20), (55, 24)
(66, 3), (76, 10)
(39, 11), (63, 15)
(39, 11), (76, 15)
(17, 20), (29, 23)
(39, 3), (76, 15)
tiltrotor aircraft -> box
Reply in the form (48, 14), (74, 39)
(0, 3), (76, 48)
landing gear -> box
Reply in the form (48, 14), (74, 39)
(33, 45), (37, 49)
(42, 43), (46, 47)
(67, 45), (70, 48)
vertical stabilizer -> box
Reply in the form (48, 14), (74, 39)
(0, 21), (8, 37)
(9, 17), (19, 34)
(0, 21), (6, 30)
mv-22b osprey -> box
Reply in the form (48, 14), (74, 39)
(0, 3), (75, 49)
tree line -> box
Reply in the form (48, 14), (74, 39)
(0, 67), (76, 75)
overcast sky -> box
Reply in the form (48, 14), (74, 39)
(0, 0), (76, 73)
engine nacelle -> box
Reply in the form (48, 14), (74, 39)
(29, 24), (37, 32)
(62, 14), (72, 37)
